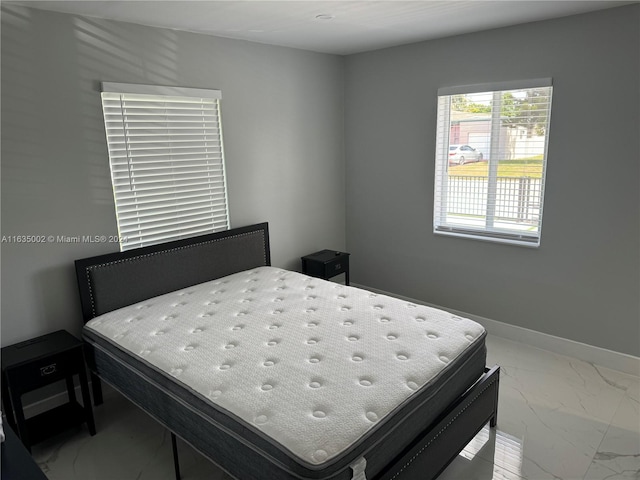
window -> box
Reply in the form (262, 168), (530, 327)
(100, 83), (229, 251)
(433, 79), (553, 246)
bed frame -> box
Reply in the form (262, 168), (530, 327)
(75, 222), (499, 480)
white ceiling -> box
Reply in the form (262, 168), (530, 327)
(10, 1), (634, 55)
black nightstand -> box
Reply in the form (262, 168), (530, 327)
(1, 330), (96, 452)
(301, 250), (350, 285)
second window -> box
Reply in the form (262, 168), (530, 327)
(433, 79), (553, 246)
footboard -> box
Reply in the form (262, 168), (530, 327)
(375, 366), (500, 480)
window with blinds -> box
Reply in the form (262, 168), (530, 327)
(433, 79), (553, 246)
(101, 83), (229, 251)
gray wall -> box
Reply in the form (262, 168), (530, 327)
(344, 5), (640, 356)
(1, 5), (345, 345)
(2, 4), (638, 358)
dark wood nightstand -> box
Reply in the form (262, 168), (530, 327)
(301, 250), (350, 285)
(1, 330), (96, 452)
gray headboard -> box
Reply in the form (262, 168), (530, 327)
(75, 223), (270, 322)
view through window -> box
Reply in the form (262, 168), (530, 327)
(434, 79), (553, 246)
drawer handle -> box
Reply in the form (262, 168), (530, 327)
(334, 263), (342, 270)
(40, 364), (57, 376)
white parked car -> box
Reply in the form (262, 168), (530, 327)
(449, 144), (483, 165)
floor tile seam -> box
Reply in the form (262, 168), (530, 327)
(600, 387), (640, 443)
(566, 387), (627, 428)
(487, 382), (613, 479)
(583, 458), (637, 479)
(583, 409), (640, 480)
(581, 391), (629, 477)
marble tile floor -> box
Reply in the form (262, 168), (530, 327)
(31, 335), (639, 480)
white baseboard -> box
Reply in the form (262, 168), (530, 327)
(353, 283), (640, 377)
(20, 382), (118, 420)
(22, 385), (84, 419)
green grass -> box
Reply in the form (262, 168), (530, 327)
(450, 155), (543, 178)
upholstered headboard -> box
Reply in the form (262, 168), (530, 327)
(75, 223), (270, 322)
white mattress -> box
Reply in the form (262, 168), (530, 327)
(85, 267), (485, 466)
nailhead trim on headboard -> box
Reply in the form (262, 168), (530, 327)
(84, 230), (267, 318)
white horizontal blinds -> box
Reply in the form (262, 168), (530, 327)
(101, 84), (229, 251)
(434, 79), (553, 246)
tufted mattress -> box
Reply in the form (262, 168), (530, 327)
(83, 266), (487, 480)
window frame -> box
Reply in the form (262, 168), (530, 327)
(433, 78), (553, 247)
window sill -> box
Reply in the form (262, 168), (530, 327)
(434, 228), (540, 248)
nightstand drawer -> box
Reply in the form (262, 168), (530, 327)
(323, 257), (347, 276)
(5, 348), (80, 391)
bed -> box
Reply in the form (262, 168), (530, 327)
(75, 222), (499, 480)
